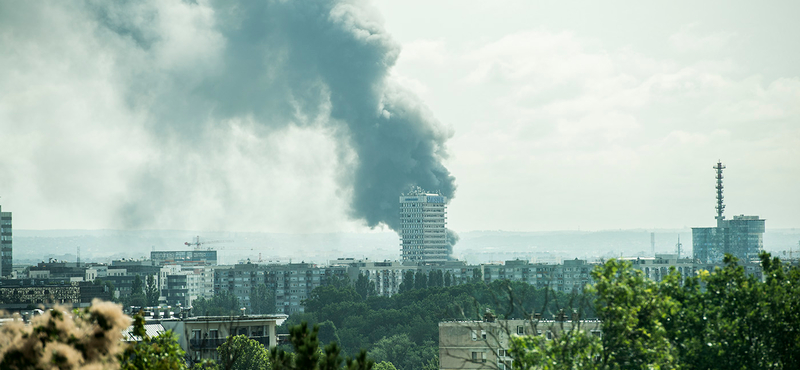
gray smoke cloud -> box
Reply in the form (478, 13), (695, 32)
(1, 0), (456, 233)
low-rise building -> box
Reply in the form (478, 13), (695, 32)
(0, 280), (112, 310)
(160, 313), (288, 363)
(439, 318), (602, 370)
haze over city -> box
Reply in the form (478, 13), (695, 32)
(2, 2), (800, 369)
(1, 0), (799, 238)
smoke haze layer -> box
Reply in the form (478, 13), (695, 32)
(0, 0), (456, 232)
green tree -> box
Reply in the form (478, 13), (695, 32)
(372, 361), (397, 370)
(591, 258), (677, 369)
(318, 320), (341, 346)
(471, 268), (482, 282)
(94, 278), (117, 302)
(666, 253), (800, 370)
(399, 270), (415, 293)
(414, 271), (427, 290)
(510, 326), (600, 370)
(305, 284), (360, 315)
(120, 311), (187, 370)
(270, 321), (374, 370)
(128, 274), (147, 308)
(368, 334), (436, 370)
(193, 290), (241, 316)
(444, 271), (452, 287)
(217, 334), (270, 370)
(427, 270), (443, 288)
(146, 274), (160, 307)
(355, 273), (376, 300)
(420, 355), (437, 370)
(251, 283), (276, 315)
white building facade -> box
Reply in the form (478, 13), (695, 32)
(400, 188), (449, 263)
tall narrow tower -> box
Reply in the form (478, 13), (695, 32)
(714, 161), (726, 227)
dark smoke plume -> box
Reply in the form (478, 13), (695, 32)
(73, 0), (457, 231)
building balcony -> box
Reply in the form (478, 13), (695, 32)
(190, 336), (272, 349)
(189, 338), (226, 349)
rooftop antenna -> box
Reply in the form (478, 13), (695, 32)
(675, 236), (682, 259)
(714, 161), (726, 227)
(77, 246), (81, 265)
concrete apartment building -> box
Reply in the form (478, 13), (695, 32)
(0, 280), (111, 310)
(480, 258), (594, 292)
(160, 265), (214, 307)
(439, 318), (602, 370)
(623, 254), (696, 282)
(151, 250), (218, 267)
(0, 205), (11, 277)
(213, 262), (348, 314)
(334, 258), (474, 297)
(400, 188), (449, 263)
(131, 312), (288, 364)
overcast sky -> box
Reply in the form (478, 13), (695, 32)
(1, 0), (798, 233)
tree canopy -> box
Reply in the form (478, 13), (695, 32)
(288, 274), (591, 370)
(193, 290), (242, 316)
(510, 252), (800, 370)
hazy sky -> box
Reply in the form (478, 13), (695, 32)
(1, 0), (798, 233)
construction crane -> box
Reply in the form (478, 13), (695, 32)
(184, 236), (233, 251)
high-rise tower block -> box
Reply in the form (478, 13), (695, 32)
(399, 187), (449, 263)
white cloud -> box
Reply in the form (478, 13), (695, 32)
(669, 23), (737, 52)
(427, 27), (800, 231)
(399, 39), (448, 65)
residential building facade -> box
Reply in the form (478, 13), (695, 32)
(157, 313), (288, 364)
(212, 262), (348, 314)
(439, 319), (602, 370)
(400, 188), (449, 263)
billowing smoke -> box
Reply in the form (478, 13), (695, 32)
(0, 0), (455, 232)
(446, 228), (460, 252)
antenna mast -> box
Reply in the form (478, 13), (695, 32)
(714, 161), (726, 227)
(675, 236), (682, 259)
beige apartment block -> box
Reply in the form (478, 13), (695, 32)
(160, 313), (288, 363)
(439, 319), (602, 370)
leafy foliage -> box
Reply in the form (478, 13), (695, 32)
(271, 322), (374, 370)
(216, 335), (270, 370)
(120, 312), (187, 370)
(510, 252), (800, 370)
(94, 278), (118, 302)
(510, 328), (600, 370)
(372, 361), (398, 370)
(127, 274), (147, 308)
(666, 253), (800, 369)
(251, 283), (276, 315)
(355, 273), (377, 300)
(193, 290), (242, 316)
(367, 334), (436, 370)
(146, 274), (161, 307)
(289, 277), (590, 370)
(591, 259), (677, 369)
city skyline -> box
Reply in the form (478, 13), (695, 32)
(1, 1), (799, 234)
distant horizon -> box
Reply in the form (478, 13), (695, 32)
(13, 226), (800, 234)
